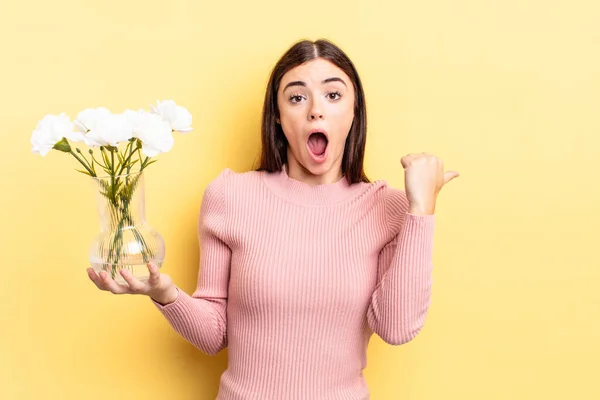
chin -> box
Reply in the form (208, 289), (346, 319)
(302, 162), (331, 177)
(300, 151), (341, 177)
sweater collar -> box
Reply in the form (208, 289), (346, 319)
(261, 164), (367, 206)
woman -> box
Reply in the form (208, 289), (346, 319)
(87, 38), (459, 399)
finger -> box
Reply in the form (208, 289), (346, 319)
(147, 262), (161, 287)
(422, 152), (439, 162)
(119, 269), (148, 293)
(87, 268), (107, 290)
(99, 270), (130, 294)
(401, 155), (418, 168)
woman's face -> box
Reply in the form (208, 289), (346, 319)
(277, 57), (355, 184)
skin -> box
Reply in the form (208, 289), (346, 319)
(276, 57), (355, 186)
(87, 58), (460, 303)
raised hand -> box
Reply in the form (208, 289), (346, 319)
(400, 152), (459, 215)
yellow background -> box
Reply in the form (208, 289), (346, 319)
(1, 0), (598, 399)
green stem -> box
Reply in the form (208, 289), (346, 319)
(90, 154), (96, 175)
(139, 151), (150, 170)
(123, 139), (132, 160)
(111, 148), (115, 173)
(90, 151), (106, 169)
(69, 150), (95, 176)
(117, 144), (137, 176)
(126, 139), (135, 174)
(101, 147), (110, 169)
(137, 148), (143, 169)
(111, 149), (116, 202)
(76, 149), (94, 171)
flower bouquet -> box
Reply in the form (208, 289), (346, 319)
(31, 100), (192, 284)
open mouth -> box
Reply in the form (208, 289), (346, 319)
(307, 131), (328, 158)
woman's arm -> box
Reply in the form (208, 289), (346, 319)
(367, 189), (436, 345)
(151, 169), (232, 356)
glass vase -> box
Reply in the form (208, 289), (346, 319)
(88, 170), (165, 285)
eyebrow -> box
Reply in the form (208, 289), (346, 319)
(282, 77), (347, 92)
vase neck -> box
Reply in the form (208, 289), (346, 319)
(93, 173), (146, 232)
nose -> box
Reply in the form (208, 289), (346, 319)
(308, 98), (324, 121)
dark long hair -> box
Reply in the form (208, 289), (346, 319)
(256, 39), (369, 184)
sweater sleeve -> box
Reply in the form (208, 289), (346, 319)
(367, 188), (436, 346)
(150, 169), (232, 356)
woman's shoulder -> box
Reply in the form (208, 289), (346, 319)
(362, 177), (409, 207)
(201, 168), (264, 212)
(211, 167), (263, 184)
(205, 167), (265, 195)
(381, 184), (410, 211)
(368, 179), (410, 232)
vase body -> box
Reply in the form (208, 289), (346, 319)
(88, 170), (165, 285)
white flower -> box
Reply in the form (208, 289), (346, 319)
(124, 109), (174, 157)
(31, 113), (80, 156)
(75, 107), (133, 147)
(150, 100), (193, 133)
(74, 107), (110, 145)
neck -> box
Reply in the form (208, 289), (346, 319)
(285, 156), (343, 186)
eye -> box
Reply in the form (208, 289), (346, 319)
(289, 94), (304, 104)
(327, 91), (342, 100)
